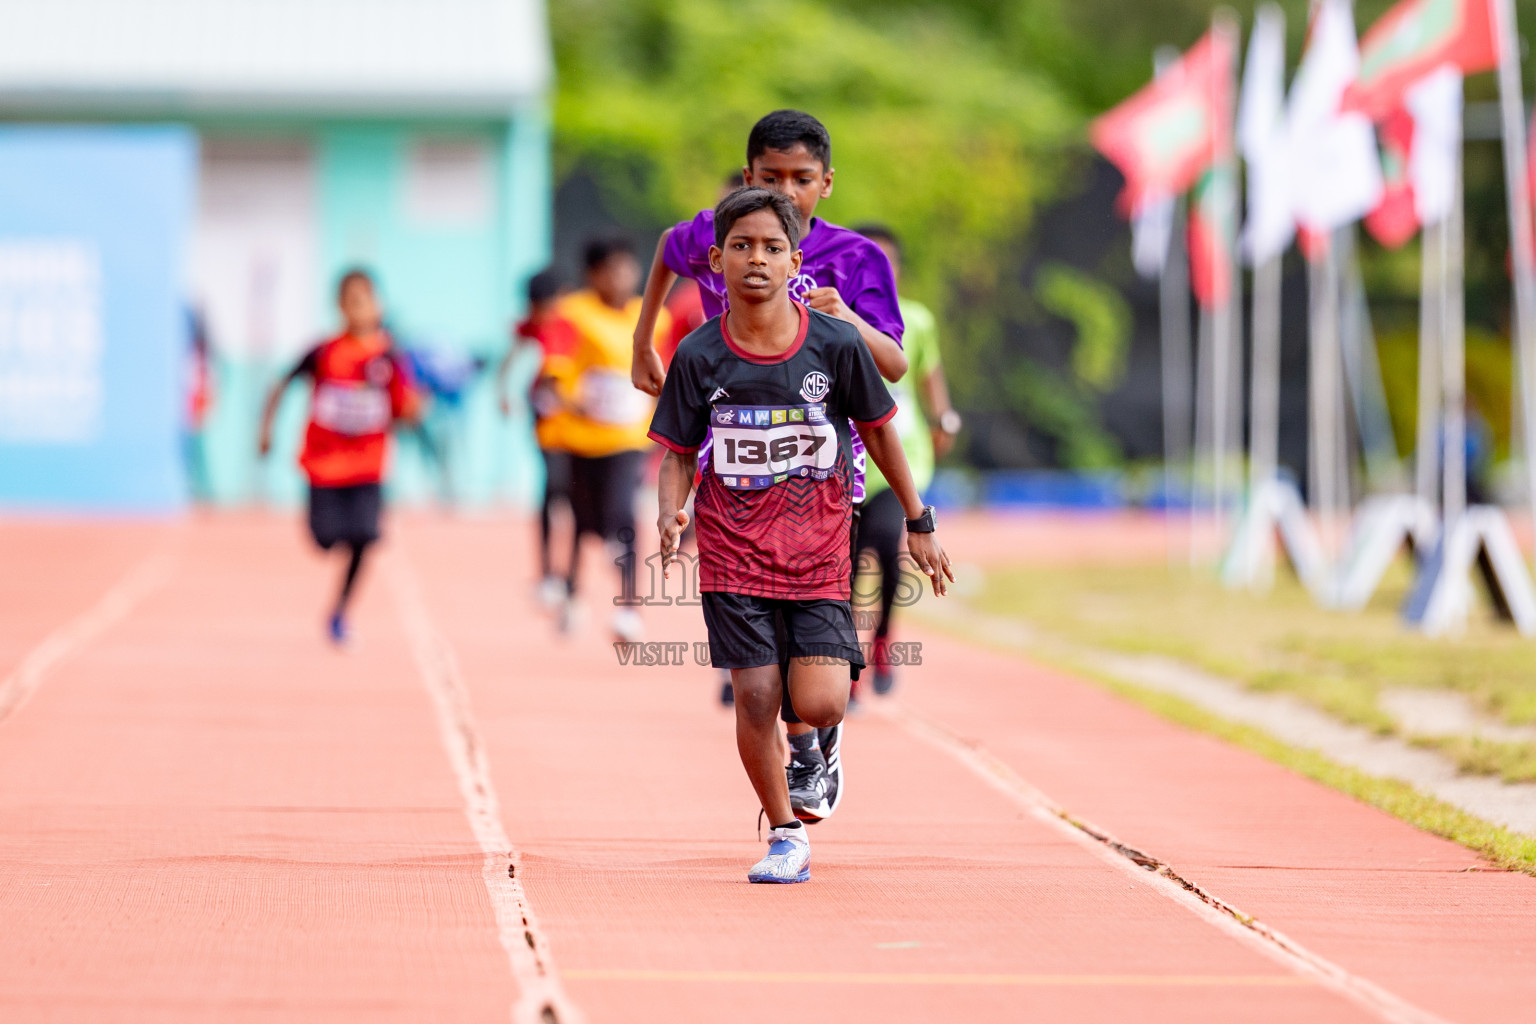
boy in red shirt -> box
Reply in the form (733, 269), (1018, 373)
(259, 269), (421, 644)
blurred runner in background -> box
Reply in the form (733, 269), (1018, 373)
(400, 340), (487, 504)
(630, 109), (906, 821)
(499, 267), (578, 610)
(851, 225), (962, 697)
(258, 269), (421, 645)
(184, 307), (215, 503)
(559, 236), (671, 640)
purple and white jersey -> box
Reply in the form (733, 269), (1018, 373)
(663, 210), (904, 502)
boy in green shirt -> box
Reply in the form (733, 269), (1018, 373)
(852, 225), (963, 695)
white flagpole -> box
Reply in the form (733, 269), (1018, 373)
(1309, 237), (1344, 555)
(1193, 305), (1216, 565)
(1442, 145), (1468, 539)
(1162, 196), (1194, 564)
(1492, 0), (1536, 558)
(1211, 9), (1242, 558)
(1249, 252), (1283, 503)
(1416, 222), (1444, 509)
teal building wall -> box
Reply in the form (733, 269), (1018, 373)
(194, 107), (552, 510)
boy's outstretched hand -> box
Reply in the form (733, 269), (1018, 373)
(658, 508), (690, 577)
(907, 532), (954, 597)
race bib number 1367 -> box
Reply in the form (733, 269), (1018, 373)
(711, 404), (838, 489)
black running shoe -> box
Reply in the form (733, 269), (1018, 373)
(816, 722), (845, 816)
(719, 676), (735, 707)
(787, 745), (830, 821)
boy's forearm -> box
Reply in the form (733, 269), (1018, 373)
(658, 448), (695, 516)
(918, 365), (951, 424)
(259, 384), (284, 435)
(862, 421), (925, 519)
(634, 230), (678, 350)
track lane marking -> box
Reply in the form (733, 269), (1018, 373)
(871, 699), (1454, 1024)
(388, 550), (583, 1024)
(565, 969), (1313, 987)
(0, 546), (177, 728)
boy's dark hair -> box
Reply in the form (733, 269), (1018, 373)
(583, 233), (634, 271)
(525, 267), (562, 304)
(713, 187), (802, 250)
(746, 110), (831, 171)
(852, 223), (900, 259)
(336, 267), (375, 301)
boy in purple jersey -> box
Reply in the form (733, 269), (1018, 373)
(632, 110), (907, 818)
(631, 109), (907, 393)
(650, 188), (952, 882)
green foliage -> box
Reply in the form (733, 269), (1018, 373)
(1004, 358), (1123, 469)
(1036, 262), (1132, 391)
(552, 0), (1086, 462)
(1376, 324), (1514, 459)
(553, 0), (1076, 299)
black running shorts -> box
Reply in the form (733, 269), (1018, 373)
(569, 450), (641, 540)
(702, 592), (864, 671)
(307, 482), (382, 550)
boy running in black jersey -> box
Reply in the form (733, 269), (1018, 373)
(635, 109), (907, 821)
(649, 188), (952, 883)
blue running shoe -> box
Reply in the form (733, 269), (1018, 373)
(748, 824), (810, 883)
(327, 612), (349, 646)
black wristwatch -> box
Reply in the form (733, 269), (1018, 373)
(905, 505), (937, 533)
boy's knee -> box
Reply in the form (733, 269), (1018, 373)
(791, 697), (845, 730)
(732, 675), (781, 723)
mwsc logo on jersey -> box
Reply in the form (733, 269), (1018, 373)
(799, 371), (831, 403)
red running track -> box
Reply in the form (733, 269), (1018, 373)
(0, 512), (1530, 1023)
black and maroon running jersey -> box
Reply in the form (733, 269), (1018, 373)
(649, 302), (896, 600)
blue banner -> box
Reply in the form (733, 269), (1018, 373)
(0, 126), (196, 512)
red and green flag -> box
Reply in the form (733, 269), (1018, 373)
(1188, 166), (1237, 308)
(1342, 0), (1497, 120)
(1365, 107), (1420, 248)
(1090, 30), (1235, 213)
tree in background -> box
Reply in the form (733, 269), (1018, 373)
(552, 0), (1536, 472)
(553, 0), (1098, 467)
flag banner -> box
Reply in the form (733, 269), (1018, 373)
(1090, 30), (1235, 212)
(1366, 107), (1420, 247)
(1365, 68), (1461, 248)
(1406, 67), (1462, 226)
(1343, 0), (1496, 120)
(1289, 0), (1384, 246)
(1189, 166), (1237, 307)
(1238, 3), (1294, 264)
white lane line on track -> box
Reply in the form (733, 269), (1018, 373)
(388, 552), (583, 1024)
(0, 548), (177, 728)
(872, 699), (1454, 1024)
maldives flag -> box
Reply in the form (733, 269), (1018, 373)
(1188, 166), (1237, 308)
(1365, 108), (1420, 247)
(1343, 0), (1496, 120)
(1090, 31), (1236, 212)
(1365, 68), (1463, 248)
